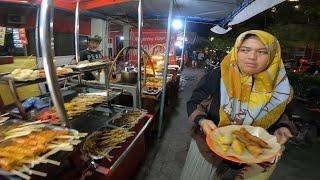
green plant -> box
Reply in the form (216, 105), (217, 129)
(287, 71), (320, 98)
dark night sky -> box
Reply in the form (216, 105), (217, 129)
(187, 23), (213, 37)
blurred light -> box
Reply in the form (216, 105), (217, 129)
(151, 55), (164, 60)
(174, 41), (183, 48)
(210, 37), (215, 41)
(271, 7), (277, 13)
(288, 0), (299, 2)
(172, 19), (183, 30)
(294, 5), (300, 9)
(120, 36), (124, 40)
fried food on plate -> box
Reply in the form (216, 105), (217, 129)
(246, 144), (263, 157)
(239, 127), (270, 148)
(231, 139), (245, 155)
(231, 127), (267, 157)
(215, 134), (232, 152)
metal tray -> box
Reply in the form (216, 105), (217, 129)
(71, 62), (111, 72)
(142, 87), (162, 95)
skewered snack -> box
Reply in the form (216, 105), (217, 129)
(35, 94), (106, 122)
(35, 109), (59, 123)
(0, 113), (10, 124)
(0, 129), (85, 171)
(111, 110), (144, 129)
(0, 122), (47, 142)
(0, 127), (87, 179)
(83, 128), (135, 161)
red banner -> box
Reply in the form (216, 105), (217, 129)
(130, 28), (177, 65)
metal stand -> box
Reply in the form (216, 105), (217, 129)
(158, 0), (173, 138)
(39, 0), (70, 127)
(180, 18), (187, 72)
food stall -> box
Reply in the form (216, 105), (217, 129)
(0, 0), (157, 179)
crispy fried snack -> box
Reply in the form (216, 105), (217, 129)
(233, 128), (265, 157)
(239, 127), (270, 148)
(231, 139), (245, 155)
(246, 145), (263, 157)
(215, 135), (232, 152)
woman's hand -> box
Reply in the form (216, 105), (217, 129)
(274, 127), (293, 145)
(199, 119), (217, 136)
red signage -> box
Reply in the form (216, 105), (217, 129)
(130, 28), (177, 64)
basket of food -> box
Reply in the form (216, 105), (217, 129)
(206, 125), (281, 164)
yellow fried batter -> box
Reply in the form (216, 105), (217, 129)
(231, 139), (245, 155)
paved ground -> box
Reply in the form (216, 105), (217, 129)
(134, 67), (320, 180)
(134, 67), (204, 180)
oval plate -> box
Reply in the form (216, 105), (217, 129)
(206, 125), (281, 164)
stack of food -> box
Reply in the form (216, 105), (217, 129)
(66, 95), (105, 117)
(110, 110), (144, 129)
(145, 77), (163, 88)
(0, 122), (87, 179)
(9, 67), (73, 81)
(55, 67), (74, 76)
(10, 69), (40, 81)
(83, 128), (135, 161)
(215, 127), (271, 157)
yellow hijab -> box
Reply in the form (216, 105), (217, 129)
(219, 30), (293, 129)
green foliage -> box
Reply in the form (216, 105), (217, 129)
(287, 71), (320, 98)
(266, 24), (320, 44)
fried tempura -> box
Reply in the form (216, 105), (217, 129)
(231, 139), (245, 155)
(239, 127), (270, 148)
(232, 128), (266, 157)
(215, 135), (232, 152)
(246, 145), (263, 157)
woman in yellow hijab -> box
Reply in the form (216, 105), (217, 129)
(181, 30), (296, 180)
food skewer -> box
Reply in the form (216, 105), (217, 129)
(10, 169), (31, 180)
(0, 112), (9, 117)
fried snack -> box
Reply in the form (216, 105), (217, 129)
(0, 130), (71, 171)
(239, 127), (270, 148)
(231, 139), (245, 155)
(233, 131), (253, 146)
(218, 134), (233, 145)
(215, 135), (232, 152)
(246, 145), (263, 157)
(232, 128), (265, 157)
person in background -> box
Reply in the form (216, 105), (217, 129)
(197, 51), (205, 67)
(80, 35), (103, 61)
(181, 30), (296, 180)
(183, 50), (189, 67)
(79, 35), (103, 80)
(192, 51), (198, 68)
